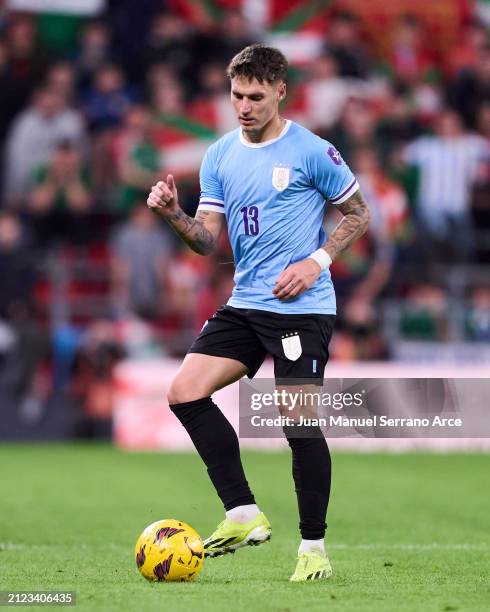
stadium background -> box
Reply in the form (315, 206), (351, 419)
(0, 1), (489, 610)
(0, 0), (488, 444)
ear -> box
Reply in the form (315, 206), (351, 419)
(278, 81), (286, 101)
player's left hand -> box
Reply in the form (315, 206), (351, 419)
(273, 258), (322, 300)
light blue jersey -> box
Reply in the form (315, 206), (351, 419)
(198, 120), (359, 314)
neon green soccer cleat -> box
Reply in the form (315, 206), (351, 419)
(204, 513), (272, 558)
(289, 551), (333, 582)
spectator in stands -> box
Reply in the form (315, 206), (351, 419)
(446, 19), (489, 78)
(448, 46), (490, 129)
(150, 79), (211, 184)
(83, 63), (136, 133)
(303, 53), (362, 132)
(409, 78), (444, 126)
(110, 204), (173, 320)
(324, 98), (380, 164)
(355, 146), (412, 251)
(166, 246), (206, 334)
(70, 319), (125, 439)
(478, 101), (490, 141)
(46, 61), (77, 105)
(3, 86), (86, 206)
(0, 13), (49, 142)
(146, 62), (179, 94)
(0, 315), (23, 415)
(188, 62), (236, 135)
(324, 11), (370, 79)
(0, 211), (49, 418)
(28, 140), (92, 244)
(403, 108), (489, 261)
(213, 10), (255, 63)
(74, 20), (116, 93)
(164, 237), (235, 336)
(0, 211), (34, 319)
(377, 84), (424, 154)
(465, 286), (490, 342)
(106, 0), (165, 81)
(197, 62), (228, 99)
(384, 14), (438, 85)
(471, 104), (490, 258)
(139, 11), (193, 94)
(475, 104), (490, 196)
(399, 284), (449, 341)
(151, 79), (187, 118)
(113, 104), (161, 214)
(0, 1), (8, 29)
(0, 38), (10, 147)
(83, 63), (136, 196)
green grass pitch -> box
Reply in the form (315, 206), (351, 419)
(0, 445), (489, 611)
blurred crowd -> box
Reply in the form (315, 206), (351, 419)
(0, 0), (489, 437)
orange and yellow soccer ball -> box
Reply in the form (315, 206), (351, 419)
(134, 519), (204, 582)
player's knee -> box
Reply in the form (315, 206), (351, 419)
(167, 376), (209, 406)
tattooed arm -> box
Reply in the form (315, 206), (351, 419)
(324, 189), (370, 261)
(273, 189), (370, 300)
(147, 175), (224, 255)
(163, 207), (224, 255)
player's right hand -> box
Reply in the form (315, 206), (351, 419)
(147, 174), (179, 216)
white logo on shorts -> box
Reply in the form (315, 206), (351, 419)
(272, 165), (290, 192)
(281, 332), (302, 361)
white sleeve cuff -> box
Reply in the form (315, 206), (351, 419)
(198, 198), (225, 213)
(329, 179), (359, 205)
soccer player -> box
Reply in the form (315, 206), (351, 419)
(147, 44), (369, 581)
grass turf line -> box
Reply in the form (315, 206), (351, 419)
(0, 445), (489, 611)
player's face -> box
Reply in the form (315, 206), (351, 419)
(230, 76), (285, 137)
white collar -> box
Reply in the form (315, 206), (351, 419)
(239, 119), (292, 148)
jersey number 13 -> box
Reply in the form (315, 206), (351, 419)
(240, 206), (259, 236)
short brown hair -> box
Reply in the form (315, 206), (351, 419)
(227, 44), (288, 84)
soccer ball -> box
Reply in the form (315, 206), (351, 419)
(134, 519), (204, 582)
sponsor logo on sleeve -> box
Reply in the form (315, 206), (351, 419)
(327, 146), (342, 166)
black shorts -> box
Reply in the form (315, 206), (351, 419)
(188, 305), (336, 383)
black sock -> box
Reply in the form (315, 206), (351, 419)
(169, 397), (255, 510)
(284, 426), (331, 540)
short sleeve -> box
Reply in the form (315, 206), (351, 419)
(198, 144), (225, 214)
(309, 140), (359, 205)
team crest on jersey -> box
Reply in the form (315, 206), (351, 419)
(272, 165), (290, 192)
(281, 332), (302, 361)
